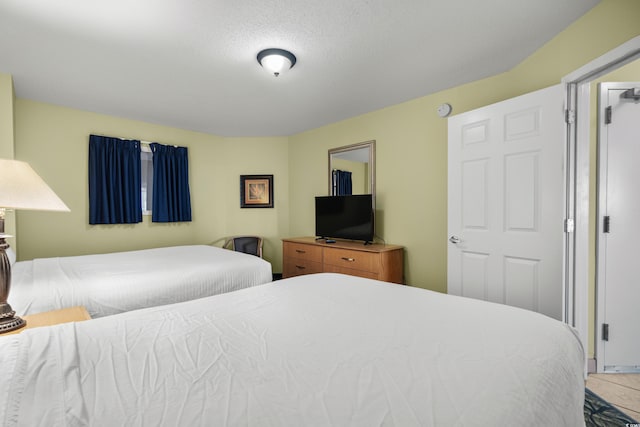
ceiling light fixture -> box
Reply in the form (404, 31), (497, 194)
(257, 48), (296, 77)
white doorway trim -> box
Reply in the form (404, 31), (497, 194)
(562, 35), (640, 372)
(595, 81), (640, 373)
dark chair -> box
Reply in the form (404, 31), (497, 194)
(223, 236), (263, 258)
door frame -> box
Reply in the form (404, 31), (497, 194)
(595, 81), (640, 373)
(562, 35), (640, 373)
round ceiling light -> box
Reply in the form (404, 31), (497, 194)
(257, 48), (297, 77)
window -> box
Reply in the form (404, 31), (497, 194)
(141, 145), (153, 215)
(88, 135), (190, 224)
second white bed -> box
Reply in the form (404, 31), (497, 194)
(9, 244), (272, 318)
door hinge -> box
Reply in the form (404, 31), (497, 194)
(605, 106), (612, 124)
(621, 88), (640, 100)
(603, 216), (611, 233)
(602, 323), (609, 341)
(564, 218), (575, 233)
(565, 109), (575, 124)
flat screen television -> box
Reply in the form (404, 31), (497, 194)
(315, 194), (374, 243)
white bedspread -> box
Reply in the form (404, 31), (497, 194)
(9, 245), (272, 318)
(0, 273), (585, 426)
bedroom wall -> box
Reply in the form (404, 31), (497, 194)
(219, 136), (289, 270)
(0, 73), (17, 247)
(287, 0), (640, 293)
(13, 100), (288, 270)
(287, 74), (513, 292)
(0, 74), (14, 159)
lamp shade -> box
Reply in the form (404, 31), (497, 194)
(0, 159), (69, 212)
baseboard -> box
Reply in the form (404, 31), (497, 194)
(587, 358), (596, 373)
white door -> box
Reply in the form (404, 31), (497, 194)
(597, 82), (640, 373)
(448, 85), (565, 320)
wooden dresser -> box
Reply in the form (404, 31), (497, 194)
(282, 237), (404, 283)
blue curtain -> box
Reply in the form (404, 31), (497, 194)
(151, 143), (192, 222)
(88, 135), (142, 224)
(333, 169), (352, 196)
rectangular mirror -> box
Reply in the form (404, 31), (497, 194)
(328, 140), (375, 204)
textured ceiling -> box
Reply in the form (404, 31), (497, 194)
(0, 0), (600, 137)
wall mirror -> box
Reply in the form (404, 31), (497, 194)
(328, 140), (375, 203)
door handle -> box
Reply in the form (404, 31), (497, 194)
(449, 235), (461, 244)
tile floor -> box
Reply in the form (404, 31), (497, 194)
(586, 373), (640, 421)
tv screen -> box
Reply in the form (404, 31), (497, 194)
(315, 194), (374, 243)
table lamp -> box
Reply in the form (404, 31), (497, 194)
(0, 159), (69, 332)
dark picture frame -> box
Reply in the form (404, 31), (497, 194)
(240, 175), (274, 208)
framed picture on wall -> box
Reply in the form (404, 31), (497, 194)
(240, 175), (274, 208)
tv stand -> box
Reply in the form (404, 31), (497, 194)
(282, 237), (404, 283)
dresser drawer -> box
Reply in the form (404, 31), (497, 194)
(323, 248), (377, 273)
(284, 241), (323, 263)
(283, 258), (323, 277)
(323, 264), (379, 280)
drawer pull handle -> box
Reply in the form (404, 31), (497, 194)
(341, 257), (356, 262)
(295, 265), (306, 269)
(295, 249), (306, 254)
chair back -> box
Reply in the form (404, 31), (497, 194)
(224, 236), (263, 258)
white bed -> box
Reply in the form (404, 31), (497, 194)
(0, 273), (585, 426)
(9, 244), (272, 318)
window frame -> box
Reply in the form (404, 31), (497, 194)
(140, 143), (153, 216)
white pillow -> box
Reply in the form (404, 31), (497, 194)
(5, 247), (16, 266)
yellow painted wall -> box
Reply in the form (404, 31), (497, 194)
(13, 100), (288, 270)
(288, 76), (514, 290)
(0, 73), (17, 247)
(0, 73), (14, 159)
(219, 136), (289, 270)
(288, 0), (640, 293)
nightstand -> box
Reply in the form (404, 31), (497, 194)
(0, 306), (91, 336)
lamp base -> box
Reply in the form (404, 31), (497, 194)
(0, 314), (26, 333)
(0, 303), (26, 333)
(0, 220), (25, 333)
